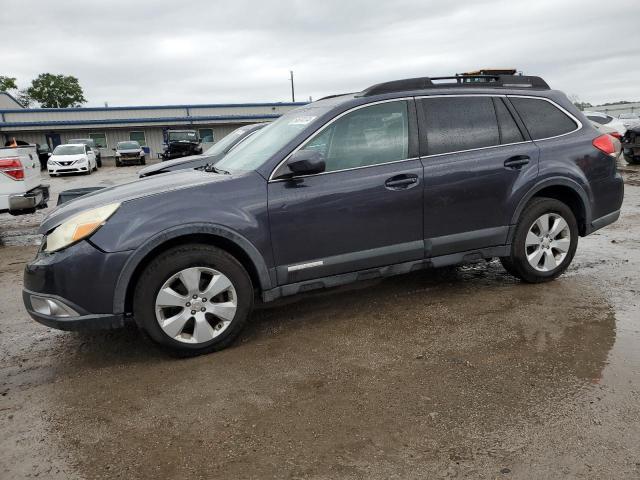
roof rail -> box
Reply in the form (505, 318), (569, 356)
(358, 74), (549, 97)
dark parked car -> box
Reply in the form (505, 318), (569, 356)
(23, 74), (623, 356)
(621, 125), (640, 164)
(161, 130), (203, 160)
(138, 123), (266, 178)
(67, 138), (102, 167)
(114, 141), (146, 167)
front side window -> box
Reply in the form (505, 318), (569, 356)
(419, 97), (500, 155)
(509, 97), (578, 140)
(89, 133), (107, 148)
(298, 101), (409, 172)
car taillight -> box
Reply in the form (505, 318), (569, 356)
(609, 132), (622, 140)
(0, 158), (24, 180)
(592, 134), (616, 157)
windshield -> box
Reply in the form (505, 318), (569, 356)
(118, 141), (140, 150)
(54, 145), (85, 155)
(216, 107), (331, 172)
(68, 139), (92, 146)
(169, 131), (198, 142)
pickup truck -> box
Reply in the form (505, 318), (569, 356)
(0, 145), (49, 215)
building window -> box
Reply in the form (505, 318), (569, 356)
(89, 132), (107, 148)
(130, 131), (146, 146)
(199, 128), (214, 143)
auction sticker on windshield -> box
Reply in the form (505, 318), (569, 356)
(288, 116), (316, 125)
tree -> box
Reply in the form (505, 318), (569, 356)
(25, 73), (86, 108)
(0, 75), (18, 91)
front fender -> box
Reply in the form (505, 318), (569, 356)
(111, 222), (273, 314)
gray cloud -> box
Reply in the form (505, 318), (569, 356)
(2, 0), (639, 106)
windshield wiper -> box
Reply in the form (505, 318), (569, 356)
(204, 164), (229, 174)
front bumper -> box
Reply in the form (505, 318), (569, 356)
(7, 184), (49, 214)
(23, 240), (132, 331)
(23, 289), (125, 331)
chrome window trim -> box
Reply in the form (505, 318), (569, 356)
(268, 97), (412, 182)
(268, 93), (583, 182)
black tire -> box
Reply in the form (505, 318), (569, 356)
(133, 244), (254, 356)
(624, 152), (640, 165)
(115, 159), (122, 167)
(500, 197), (578, 283)
(140, 157), (146, 165)
(97, 156), (102, 168)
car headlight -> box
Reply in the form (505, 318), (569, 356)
(44, 203), (121, 253)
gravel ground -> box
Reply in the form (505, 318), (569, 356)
(0, 161), (639, 479)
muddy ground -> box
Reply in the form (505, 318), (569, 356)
(1, 162), (639, 479)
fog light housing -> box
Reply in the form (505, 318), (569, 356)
(30, 296), (79, 317)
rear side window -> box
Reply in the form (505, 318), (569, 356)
(493, 98), (524, 144)
(509, 97), (578, 140)
(419, 97), (499, 155)
(586, 114), (612, 125)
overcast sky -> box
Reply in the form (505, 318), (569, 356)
(2, 0), (639, 107)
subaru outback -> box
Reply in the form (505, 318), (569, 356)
(22, 74), (624, 355)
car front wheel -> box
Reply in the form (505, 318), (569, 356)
(500, 197), (578, 283)
(133, 244), (253, 356)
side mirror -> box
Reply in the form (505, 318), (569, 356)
(286, 150), (326, 177)
(47, 152), (52, 157)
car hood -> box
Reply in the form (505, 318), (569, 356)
(39, 169), (227, 234)
(138, 152), (222, 177)
(117, 148), (143, 154)
(50, 154), (86, 162)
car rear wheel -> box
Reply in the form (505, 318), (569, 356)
(500, 197), (578, 283)
(133, 244), (253, 356)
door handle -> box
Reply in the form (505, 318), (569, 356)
(504, 155), (530, 169)
(385, 174), (419, 190)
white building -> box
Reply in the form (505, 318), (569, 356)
(0, 92), (305, 158)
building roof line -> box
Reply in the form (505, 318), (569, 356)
(0, 101), (308, 114)
(0, 114), (281, 129)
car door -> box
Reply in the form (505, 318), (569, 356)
(268, 99), (424, 285)
(416, 95), (540, 258)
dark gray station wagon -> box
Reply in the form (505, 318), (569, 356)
(23, 74), (624, 355)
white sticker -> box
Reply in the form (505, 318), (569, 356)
(288, 116), (316, 126)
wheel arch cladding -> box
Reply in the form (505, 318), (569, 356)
(113, 224), (272, 314)
(510, 178), (591, 237)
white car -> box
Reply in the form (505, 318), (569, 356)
(618, 113), (640, 130)
(48, 143), (97, 176)
(0, 144), (49, 215)
(583, 111), (629, 135)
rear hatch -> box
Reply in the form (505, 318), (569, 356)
(0, 146), (42, 194)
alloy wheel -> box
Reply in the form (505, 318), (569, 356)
(525, 213), (571, 272)
(154, 267), (237, 344)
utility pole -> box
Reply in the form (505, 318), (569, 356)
(290, 70), (295, 102)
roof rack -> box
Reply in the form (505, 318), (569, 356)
(358, 74), (550, 97)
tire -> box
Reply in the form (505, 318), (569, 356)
(500, 197), (578, 283)
(140, 157), (146, 165)
(97, 156), (102, 168)
(624, 152), (640, 165)
(133, 244), (254, 356)
(115, 159), (122, 167)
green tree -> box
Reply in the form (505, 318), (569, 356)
(26, 73), (86, 108)
(0, 75), (18, 91)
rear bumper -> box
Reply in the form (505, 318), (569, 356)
(23, 288), (125, 331)
(5, 184), (49, 214)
